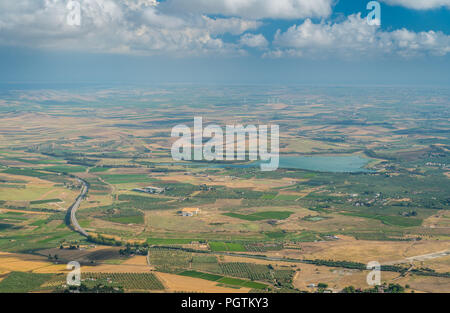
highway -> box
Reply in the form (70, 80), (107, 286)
(66, 177), (89, 237)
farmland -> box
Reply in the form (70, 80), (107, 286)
(0, 272), (54, 293)
(81, 272), (164, 291)
(223, 211), (294, 221)
(0, 84), (448, 293)
(179, 271), (268, 290)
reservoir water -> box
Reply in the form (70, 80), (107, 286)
(180, 155), (373, 173)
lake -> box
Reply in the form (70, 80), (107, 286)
(180, 155), (373, 173)
(275, 155), (372, 173)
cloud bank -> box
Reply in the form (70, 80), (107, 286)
(268, 14), (450, 58)
(0, 0), (259, 56)
(381, 0), (450, 10)
(160, 0), (334, 19)
(0, 0), (448, 59)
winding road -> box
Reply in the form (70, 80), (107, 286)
(66, 177), (89, 237)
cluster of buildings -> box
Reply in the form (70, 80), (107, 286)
(132, 186), (165, 194)
(179, 208), (201, 217)
(131, 186), (202, 217)
(425, 162), (448, 169)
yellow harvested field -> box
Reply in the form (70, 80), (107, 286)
(37, 246), (112, 262)
(0, 173), (78, 204)
(155, 272), (251, 293)
(0, 173), (47, 185)
(393, 275), (450, 293)
(416, 255), (450, 273)
(293, 263), (399, 292)
(157, 174), (299, 191)
(121, 255), (148, 266)
(266, 237), (450, 264)
(32, 264), (67, 274)
(0, 252), (65, 273)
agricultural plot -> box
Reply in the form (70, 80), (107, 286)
(209, 242), (246, 252)
(0, 272), (54, 293)
(219, 263), (273, 281)
(148, 248), (192, 273)
(147, 238), (199, 245)
(273, 269), (295, 285)
(43, 166), (87, 173)
(89, 167), (110, 173)
(179, 271), (223, 282)
(275, 194), (300, 201)
(99, 174), (155, 184)
(223, 211), (294, 221)
(29, 199), (62, 205)
(217, 277), (267, 290)
(191, 255), (221, 273)
(244, 243), (283, 252)
(83, 272), (164, 291)
(117, 194), (171, 210)
(179, 270), (268, 290)
(340, 212), (423, 227)
(99, 208), (145, 225)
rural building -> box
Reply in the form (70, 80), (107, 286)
(180, 208), (200, 217)
(133, 186), (165, 194)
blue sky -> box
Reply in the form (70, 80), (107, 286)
(0, 0), (449, 85)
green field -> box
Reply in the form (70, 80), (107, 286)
(0, 272), (53, 293)
(340, 212), (423, 227)
(30, 199), (62, 205)
(99, 174), (155, 184)
(178, 270), (268, 290)
(209, 242), (246, 252)
(89, 167), (110, 173)
(218, 277), (267, 290)
(105, 215), (144, 225)
(179, 270), (223, 281)
(43, 166), (87, 173)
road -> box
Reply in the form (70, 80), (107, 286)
(382, 250), (450, 266)
(66, 177), (89, 237)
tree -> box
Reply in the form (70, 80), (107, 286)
(341, 286), (356, 293)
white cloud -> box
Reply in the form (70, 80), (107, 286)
(202, 16), (262, 36)
(0, 1), (448, 59)
(0, 0), (256, 56)
(270, 14), (450, 59)
(239, 33), (268, 48)
(160, 0), (334, 19)
(381, 0), (450, 10)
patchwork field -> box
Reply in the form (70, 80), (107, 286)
(0, 85), (448, 293)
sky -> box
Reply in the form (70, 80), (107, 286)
(0, 0), (449, 85)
